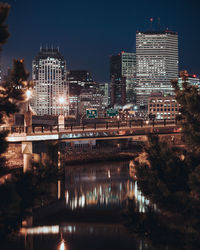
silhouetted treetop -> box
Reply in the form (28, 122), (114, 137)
(0, 3), (10, 48)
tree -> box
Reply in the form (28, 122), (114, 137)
(172, 70), (200, 151)
(127, 72), (200, 249)
(0, 59), (30, 173)
(0, 3), (10, 48)
(0, 4), (31, 173)
(0, 3), (60, 244)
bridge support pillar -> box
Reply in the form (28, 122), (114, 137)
(24, 110), (32, 133)
(58, 115), (65, 130)
(22, 142), (33, 172)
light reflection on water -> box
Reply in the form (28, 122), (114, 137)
(64, 160), (149, 212)
(59, 240), (65, 250)
(16, 160), (151, 250)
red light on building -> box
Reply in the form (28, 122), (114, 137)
(193, 74), (197, 78)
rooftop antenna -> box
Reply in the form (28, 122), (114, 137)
(57, 45), (60, 52)
(40, 44), (42, 51)
(46, 43), (48, 50)
(51, 44), (53, 50)
(157, 17), (161, 31)
(150, 17), (153, 31)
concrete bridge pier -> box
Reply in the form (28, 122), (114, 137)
(58, 114), (65, 130)
(22, 142), (33, 172)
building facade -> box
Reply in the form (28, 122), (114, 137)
(148, 93), (180, 120)
(68, 70), (95, 95)
(32, 47), (68, 116)
(78, 88), (104, 116)
(110, 75), (126, 107)
(110, 52), (136, 106)
(99, 82), (109, 107)
(136, 30), (178, 106)
(121, 52), (136, 103)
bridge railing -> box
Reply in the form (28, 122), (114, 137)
(0, 126), (26, 134)
(2, 119), (180, 135)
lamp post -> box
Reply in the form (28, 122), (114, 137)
(58, 96), (65, 115)
(26, 89), (32, 112)
(58, 96), (66, 130)
(24, 89), (33, 133)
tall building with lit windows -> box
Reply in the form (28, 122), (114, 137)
(110, 52), (136, 106)
(136, 30), (178, 106)
(32, 47), (68, 116)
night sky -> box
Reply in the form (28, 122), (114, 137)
(1, 0), (200, 82)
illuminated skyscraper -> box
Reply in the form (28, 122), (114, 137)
(110, 52), (136, 106)
(136, 30), (178, 106)
(32, 47), (68, 115)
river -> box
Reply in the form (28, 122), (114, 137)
(2, 160), (153, 250)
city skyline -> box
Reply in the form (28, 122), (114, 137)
(1, 0), (200, 82)
(136, 30), (178, 105)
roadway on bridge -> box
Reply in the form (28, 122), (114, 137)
(5, 121), (180, 142)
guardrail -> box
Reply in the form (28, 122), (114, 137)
(1, 119), (179, 135)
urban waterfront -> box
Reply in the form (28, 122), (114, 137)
(1, 1), (200, 250)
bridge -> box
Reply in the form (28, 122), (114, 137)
(1, 119), (181, 172)
(5, 119), (180, 142)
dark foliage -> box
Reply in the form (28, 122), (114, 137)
(0, 143), (60, 242)
(1, 59), (30, 102)
(126, 72), (200, 249)
(171, 71), (200, 151)
(0, 3), (10, 48)
(0, 4), (30, 172)
(0, 4), (60, 243)
(0, 60), (29, 173)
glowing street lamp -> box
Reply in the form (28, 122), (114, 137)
(58, 96), (65, 105)
(26, 89), (32, 111)
(26, 89), (32, 99)
(58, 96), (66, 115)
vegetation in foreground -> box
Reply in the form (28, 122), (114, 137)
(125, 72), (200, 250)
(0, 3), (61, 245)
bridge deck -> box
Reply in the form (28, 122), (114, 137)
(4, 120), (181, 142)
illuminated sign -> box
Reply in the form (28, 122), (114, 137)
(86, 109), (98, 118)
(107, 109), (118, 117)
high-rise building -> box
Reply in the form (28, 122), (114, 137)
(110, 75), (126, 107)
(121, 52), (136, 103)
(99, 82), (110, 107)
(136, 30), (178, 106)
(67, 70), (98, 116)
(32, 47), (68, 116)
(68, 70), (95, 96)
(110, 52), (136, 106)
(78, 88), (104, 116)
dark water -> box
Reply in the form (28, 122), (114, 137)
(3, 160), (152, 250)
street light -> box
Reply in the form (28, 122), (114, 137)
(58, 96), (66, 115)
(58, 96), (66, 130)
(26, 89), (32, 111)
(58, 96), (65, 105)
(26, 89), (32, 99)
